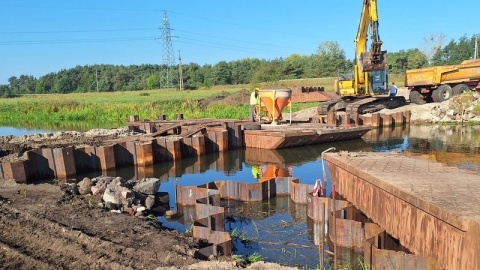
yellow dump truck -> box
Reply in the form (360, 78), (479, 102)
(405, 59), (480, 104)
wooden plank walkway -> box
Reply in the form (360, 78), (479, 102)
(324, 151), (480, 270)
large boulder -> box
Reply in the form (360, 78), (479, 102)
(132, 178), (161, 195)
(102, 183), (134, 210)
(77, 177), (93, 195)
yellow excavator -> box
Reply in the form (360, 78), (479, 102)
(318, 0), (406, 115)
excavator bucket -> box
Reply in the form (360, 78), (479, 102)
(359, 50), (387, 72)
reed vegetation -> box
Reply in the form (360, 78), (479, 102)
(0, 87), (317, 131)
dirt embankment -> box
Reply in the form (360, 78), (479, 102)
(0, 179), (296, 270)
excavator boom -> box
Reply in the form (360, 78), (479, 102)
(356, 0), (387, 73)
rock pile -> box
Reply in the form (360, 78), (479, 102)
(409, 91), (480, 123)
(63, 176), (175, 219)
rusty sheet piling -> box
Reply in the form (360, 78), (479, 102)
(325, 151), (480, 269)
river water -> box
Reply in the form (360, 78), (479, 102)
(2, 124), (479, 269)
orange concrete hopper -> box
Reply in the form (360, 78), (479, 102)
(258, 88), (292, 125)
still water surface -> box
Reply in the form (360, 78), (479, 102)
(3, 124), (480, 268)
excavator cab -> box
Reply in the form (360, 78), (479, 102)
(368, 68), (388, 95)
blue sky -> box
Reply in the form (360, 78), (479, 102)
(1, 0), (478, 85)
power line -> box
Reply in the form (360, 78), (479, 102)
(0, 37), (155, 46)
(0, 28), (157, 34)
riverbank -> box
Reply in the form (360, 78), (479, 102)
(0, 178), (296, 270)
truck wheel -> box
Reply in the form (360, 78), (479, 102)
(452, 84), (469, 96)
(432, 84), (452, 102)
(409, 90), (426, 105)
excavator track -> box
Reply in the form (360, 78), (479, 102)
(346, 96), (407, 114)
(317, 99), (344, 115)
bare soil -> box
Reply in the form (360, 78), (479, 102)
(0, 179), (295, 270)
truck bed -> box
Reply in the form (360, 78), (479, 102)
(405, 59), (480, 87)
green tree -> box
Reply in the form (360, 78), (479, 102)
(146, 74), (160, 90)
(304, 41), (348, 77)
(212, 61), (231, 85)
(431, 35), (477, 65)
(282, 54), (305, 79)
(251, 59), (281, 83)
(388, 49), (427, 73)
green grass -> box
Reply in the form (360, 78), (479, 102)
(0, 87), (321, 131)
(0, 88), (244, 129)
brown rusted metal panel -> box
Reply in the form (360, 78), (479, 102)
(238, 182), (263, 201)
(381, 113), (393, 127)
(291, 92), (332, 103)
(360, 115), (372, 126)
(153, 137), (168, 162)
(364, 241), (442, 270)
(404, 110), (411, 123)
(289, 178), (313, 204)
(226, 122), (242, 149)
(327, 111), (336, 125)
(135, 141), (154, 166)
(350, 113), (360, 126)
(26, 149), (51, 179)
(1, 161), (30, 183)
(325, 152), (480, 269)
(181, 137), (195, 158)
(166, 139), (182, 161)
(113, 142), (136, 167)
(205, 129), (218, 153)
(192, 135), (205, 157)
(371, 113), (381, 127)
(74, 146), (100, 173)
(216, 130), (228, 152)
(393, 111), (403, 125)
(95, 145), (116, 171)
(52, 146), (76, 178)
(329, 216), (365, 248)
(41, 148), (56, 177)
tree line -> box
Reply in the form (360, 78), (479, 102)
(0, 34), (477, 97)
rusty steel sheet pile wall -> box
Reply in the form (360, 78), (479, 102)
(0, 123), (234, 183)
(175, 177), (393, 260)
(324, 151), (480, 270)
(316, 110), (411, 128)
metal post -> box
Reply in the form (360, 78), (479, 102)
(321, 147), (336, 189)
(332, 184), (337, 270)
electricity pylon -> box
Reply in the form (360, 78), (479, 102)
(160, 10), (176, 89)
